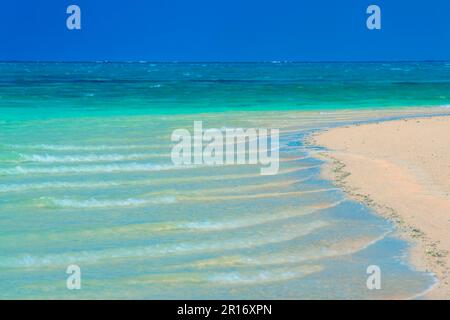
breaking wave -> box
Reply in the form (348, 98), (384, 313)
(0, 162), (188, 175)
(18, 153), (163, 163)
(40, 196), (177, 209)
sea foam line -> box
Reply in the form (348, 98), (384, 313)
(40, 196), (176, 209)
(0, 168), (312, 193)
(17, 153), (165, 163)
(186, 230), (392, 269)
(123, 265), (323, 286)
(184, 188), (339, 202)
(4, 144), (166, 151)
(0, 197), (334, 246)
(0, 221), (327, 268)
(179, 200), (342, 231)
(0, 162), (188, 175)
(14, 150), (280, 164)
(0, 181), (122, 193)
(207, 265), (323, 285)
(0, 159), (318, 176)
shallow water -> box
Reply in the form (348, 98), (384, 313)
(1, 62), (449, 299)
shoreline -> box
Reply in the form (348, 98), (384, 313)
(310, 115), (450, 299)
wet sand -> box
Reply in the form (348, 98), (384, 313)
(312, 115), (450, 299)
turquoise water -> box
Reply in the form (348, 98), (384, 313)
(1, 62), (449, 299)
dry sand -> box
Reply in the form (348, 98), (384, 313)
(312, 115), (450, 299)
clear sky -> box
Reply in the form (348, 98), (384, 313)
(0, 0), (449, 61)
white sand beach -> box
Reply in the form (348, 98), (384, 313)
(312, 115), (450, 299)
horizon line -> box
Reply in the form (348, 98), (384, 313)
(0, 59), (449, 64)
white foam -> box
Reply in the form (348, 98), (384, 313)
(180, 200), (342, 231)
(208, 265), (323, 284)
(5, 144), (162, 151)
(0, 181), (121, 193)
(0, 221), (326, 268)
(18, 153), (159, 163)
(0, 162), (187, 175)
(42, 196), (176, 209)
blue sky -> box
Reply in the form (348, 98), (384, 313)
(0, 0), (449, 61)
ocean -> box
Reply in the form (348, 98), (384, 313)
(0, 62), (449, 299)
